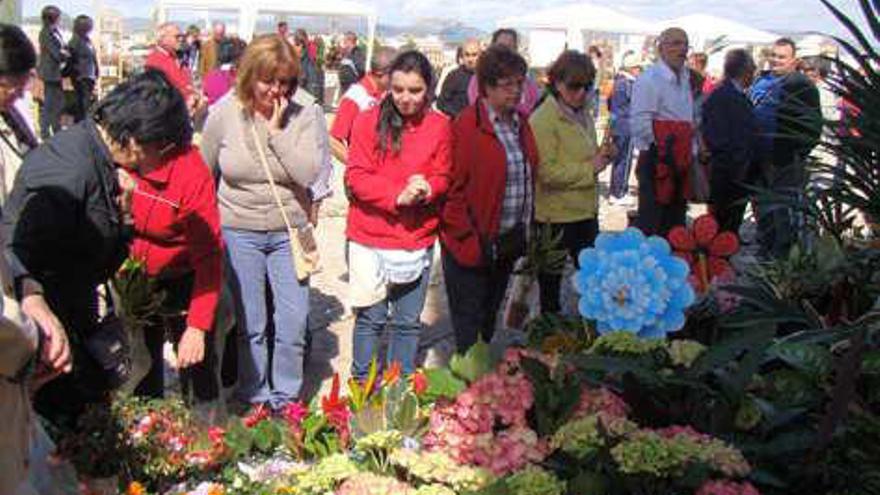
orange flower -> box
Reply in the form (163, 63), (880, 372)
(207, 485), (224, 495)
(127, 482), (146, 495)
(383, 361), (402, 385)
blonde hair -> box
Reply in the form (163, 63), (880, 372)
(235, 34), (300, 112)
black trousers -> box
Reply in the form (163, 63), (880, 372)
(535, 219), (599, 313)
(40, 80), (64, 139)
(134, 274), (219, 403)
(72, 78), (95, 123)
(442, 250), (516, 353)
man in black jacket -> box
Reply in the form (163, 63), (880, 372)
(37, 5), (69, 139)
(68, 15), (99, 123)
(437, 38), (480, 118)
(702, 49), (760, 235)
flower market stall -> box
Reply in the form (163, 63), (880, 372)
(38, 2), (880, 494)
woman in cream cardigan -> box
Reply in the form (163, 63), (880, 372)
(529, 50), (614, 314)
(201, 34), (323, 412)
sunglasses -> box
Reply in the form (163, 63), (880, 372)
(565, 80), (593, 91)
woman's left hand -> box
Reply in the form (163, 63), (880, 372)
(176, 326), (205, 368)
(116, 168), (136, 215)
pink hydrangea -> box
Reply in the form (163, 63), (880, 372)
(423, 363), (544, 475)
(572, 386), (629, 419)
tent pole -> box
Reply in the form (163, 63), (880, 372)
(366, 13), (376, 71)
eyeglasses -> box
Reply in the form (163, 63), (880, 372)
(260, 77), (298, 89)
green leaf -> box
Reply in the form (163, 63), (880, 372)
(689, 325), (775, 378)
(352, 403), (385, 436)
(861, 350), (880, 375)
(449, 340), (493, 383)
(769, 342), (833, 378)
(394, 392), (421, 436)
(422, 367), (467, 402)
(223, 420), (253, 459)
(252, 419), (282, 453)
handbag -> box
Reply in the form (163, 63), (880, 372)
(249, 122), (319, 281)
(84, 284), (131, 391)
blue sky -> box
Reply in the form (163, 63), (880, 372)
(24, 0), (864, 35)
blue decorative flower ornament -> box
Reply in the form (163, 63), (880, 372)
(574, 228), (695, 338)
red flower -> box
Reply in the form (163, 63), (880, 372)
(208, 426), (225, 445)
(242, 404), (270, 428)
(383, 361), (402, 386)
(411, 370), (428, 396)
(668, 214), (739, 294)
(283, 401), (309, 430)
(321, 373), (351, 446)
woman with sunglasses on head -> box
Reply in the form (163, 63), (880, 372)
(117, 70), (224, 418)
(345, 50), (451, 382)
(201, 34), (322, 412)
(529, 50), (614, 314)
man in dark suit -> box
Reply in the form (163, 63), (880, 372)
(37, 5), (69, 139)
(68, 15), (99, 123)
(701, 49), (760, 235)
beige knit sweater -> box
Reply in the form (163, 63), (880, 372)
(200, 94), (323, 231)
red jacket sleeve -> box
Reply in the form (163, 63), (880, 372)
(426, 117), (452, 203)
(330, 98), (359, 142)
(344, 111), (402, 214)
(180, 153), (223, 331)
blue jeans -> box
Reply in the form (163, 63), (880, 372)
(351, 265), (430, 381)
(223, 228), (310, 408)
(610, 134), (635, 199)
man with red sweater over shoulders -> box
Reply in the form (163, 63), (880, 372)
(146, 23), (197, 109)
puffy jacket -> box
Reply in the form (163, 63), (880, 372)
(440, 101), (540, 267)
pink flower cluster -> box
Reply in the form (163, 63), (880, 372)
(423, 366), (546, 475)
(572, 386), (630, 420)
(695, 480), (760, 495)
(655, 425), (714, 442)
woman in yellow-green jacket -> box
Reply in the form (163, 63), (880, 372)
(530, 50), (614, 313)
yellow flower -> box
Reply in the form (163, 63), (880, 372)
(127, 482), (146, 495)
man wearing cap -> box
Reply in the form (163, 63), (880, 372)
(608, 52), (642, 205)
(630, 27), (697, 236)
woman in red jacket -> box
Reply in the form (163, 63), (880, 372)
(345, 50), (451, 380)
(440, 45), (540, 353)
(118, 71), (224, 409)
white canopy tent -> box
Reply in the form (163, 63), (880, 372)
(155, 0), (377, 63)
(498, 3), (653, 67)
(654, 14), (778, 51)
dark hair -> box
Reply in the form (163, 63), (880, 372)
(218, 37), (245, 66)
(344, 31), (357, 43)
(476, 44), (528, 96)
(278, 21), (288, 30)
(588, 45), (602, 58)
(801, 55), (831, 78)
(491, 28), (518, 48)
(294, 29), (309, 47)
(775, 37), (797, 55)
(690, 52), (708, 69)
(723, 48), (755, 79)
(92, 69), (192, 151)
(376, 50), (434, 155)
(73, 15), (93, 37)
(41, 5), (61, 27)
(0, 24), (36, 76)
(547, 50), (596, 95)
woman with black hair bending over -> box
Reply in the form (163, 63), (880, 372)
(345, 50), (451, 381)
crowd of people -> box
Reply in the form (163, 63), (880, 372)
(0, 4), (833, 491)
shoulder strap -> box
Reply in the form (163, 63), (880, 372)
(249, 121), (294, 233)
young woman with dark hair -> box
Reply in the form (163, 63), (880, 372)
(345, 50), (451, 381)
(68, 15), (99, 123)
